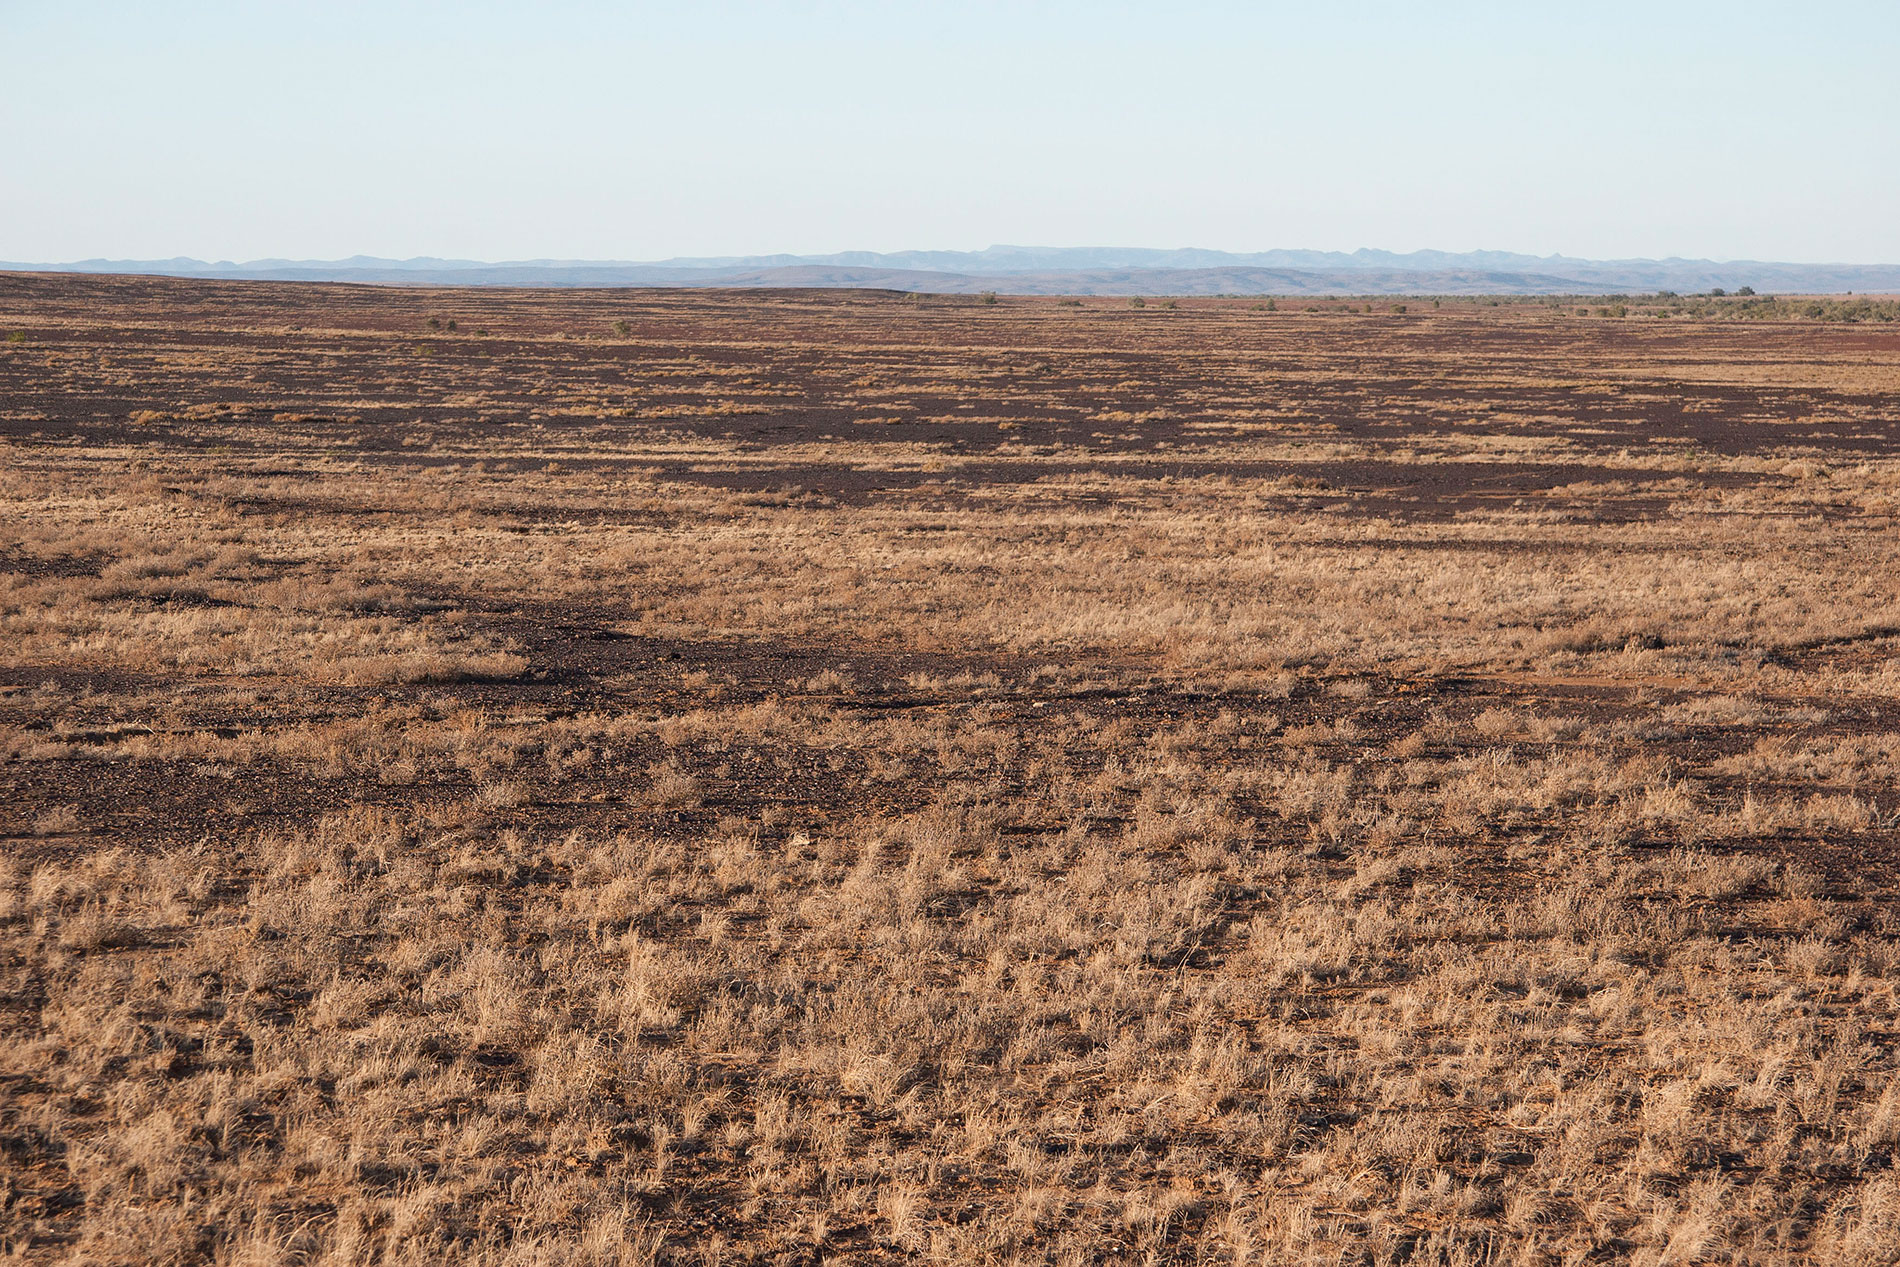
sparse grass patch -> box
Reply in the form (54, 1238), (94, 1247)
(4, 276), (1900, 1263)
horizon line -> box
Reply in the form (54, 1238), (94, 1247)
(10, 245), (1900, 270)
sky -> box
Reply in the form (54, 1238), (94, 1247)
(3, 1), (1897, 264)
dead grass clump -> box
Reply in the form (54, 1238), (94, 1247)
(475, 775), (532, 809)
(638, 762), (702, 808)
(32, 803), (80, 836)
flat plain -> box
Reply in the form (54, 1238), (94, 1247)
(4, 274), (1900, 1264)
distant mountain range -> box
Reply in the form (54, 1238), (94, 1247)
(6, 247), (1898, 295)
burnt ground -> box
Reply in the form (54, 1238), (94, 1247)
(4, 276), (1899, 880)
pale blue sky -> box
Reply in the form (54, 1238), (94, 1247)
(4, 1), (1896, 263)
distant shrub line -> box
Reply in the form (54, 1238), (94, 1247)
(1571, 294), (1900, 323)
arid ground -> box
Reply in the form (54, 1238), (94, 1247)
(5, 275), (1900, 1264)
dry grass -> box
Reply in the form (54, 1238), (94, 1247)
(3, 275), (1900, 1263)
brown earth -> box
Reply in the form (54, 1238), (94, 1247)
(3, 276), (1900, 1264)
